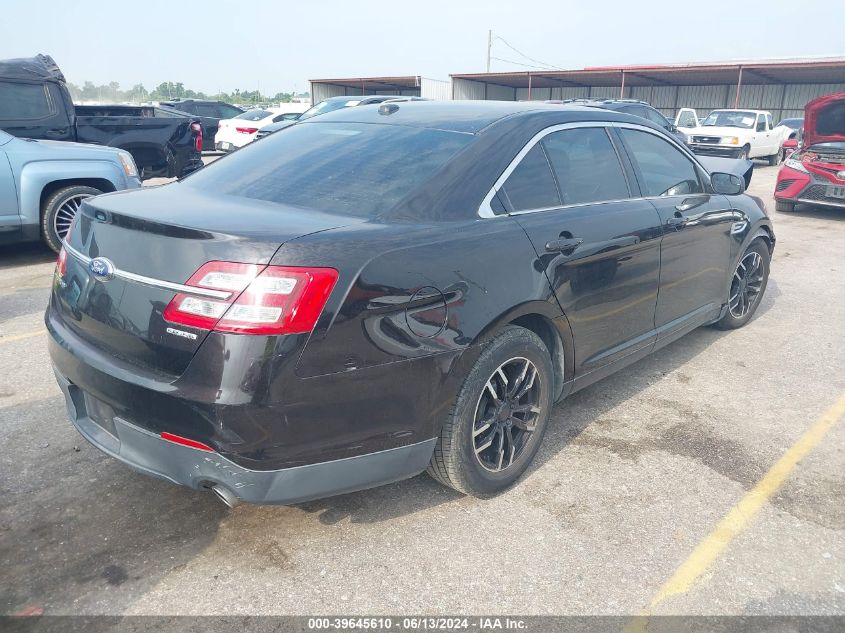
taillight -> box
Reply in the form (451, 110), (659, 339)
(191, 122), (203, 153)
(56, 247), (68, 277)
(163, 261), (338, 336)
(55, 217), (75, 276)
(235, 127), (259, 134)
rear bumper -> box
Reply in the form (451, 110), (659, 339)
(53, 368), (436, 505)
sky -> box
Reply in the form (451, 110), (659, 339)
(1, 0), (844, 97)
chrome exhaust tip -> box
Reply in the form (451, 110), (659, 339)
(210, 485), (240, 508)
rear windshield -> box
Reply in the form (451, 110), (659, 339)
(235, 109), (271, 121)
(184, 121), (473, 218)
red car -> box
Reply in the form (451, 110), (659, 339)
(774, 92), (845, 212)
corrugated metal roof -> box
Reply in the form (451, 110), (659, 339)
(309, 76), (422, 91)
(451, 58), (845, 88)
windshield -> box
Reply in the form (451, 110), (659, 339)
(701, 111), (757, 129)
(234, 109), (271, 121)
(778, 118), (804, 130)
(184, 122), (473, 218)
(298, 99), (362, 121)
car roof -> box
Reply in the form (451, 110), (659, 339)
(302, 100), (642, 134)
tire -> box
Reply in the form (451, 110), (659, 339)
(767, 150), (782, 166)
(775, 200), (795, 213)
(427, 326), (555, 497)
(715, 239), (770, 330)
(41, 185), (103, 253)
(738, 145), (751, 160)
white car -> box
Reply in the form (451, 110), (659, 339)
(682, 109), (790, 165)
(214, 105), (309, 151)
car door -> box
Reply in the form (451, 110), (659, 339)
(754, 113), (770, 157)
(497, 124), (664, 376)
(616, 126), (734, 338)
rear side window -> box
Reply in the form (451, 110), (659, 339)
(194, 104), (219, 117)
(184, 122), (473, 218)
(499, 144), (560, 212)
(542, 127), (629, 205)
(620, 128), (703, 197)
(0, 81), (53, 120)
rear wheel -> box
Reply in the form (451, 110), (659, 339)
(427, 326), (554, 497)
(715, 239), (770, 330)
(767, 150), (782, 166)
(775, 200), (795, 213)
(41, 185), (103, 253)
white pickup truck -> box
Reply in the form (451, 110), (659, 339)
(675, 108), (790, 165)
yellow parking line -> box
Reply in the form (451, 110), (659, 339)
(647, 389), (845, 609)
(0, 329), (45, 344)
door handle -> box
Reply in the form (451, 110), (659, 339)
(44, 128), (67, 138)
(545, 237), (583, 253)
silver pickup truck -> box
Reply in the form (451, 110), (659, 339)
(0, 129), (141, 252)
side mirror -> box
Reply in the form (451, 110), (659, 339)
(711, 172), (745, 195)
(756, 123), (766, 132)
(668, 123), (678, 133)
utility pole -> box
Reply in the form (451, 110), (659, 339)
(486, 30), (492, 73)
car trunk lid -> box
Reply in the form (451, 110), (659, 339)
(53, 184), (359, 377)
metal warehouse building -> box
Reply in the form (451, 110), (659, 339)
(309, 75), (451, 103)
(450, 58), (845, 122)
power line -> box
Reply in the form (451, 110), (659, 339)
(493, 35), (563, 71)
(489, 56), (562, 71)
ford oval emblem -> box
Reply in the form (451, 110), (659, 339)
(89, 257), (115, 282)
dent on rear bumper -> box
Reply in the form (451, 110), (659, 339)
(55, 369), (436, 505)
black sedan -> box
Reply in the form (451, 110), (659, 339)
(47, 101), (774, 507)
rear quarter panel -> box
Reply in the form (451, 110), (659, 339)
(276, 218), (570, 378)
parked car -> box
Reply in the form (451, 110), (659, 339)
(774, 93), (845, 212)
(0, 55), (203, 179)
(252, 96), (423, 141)
(214, 106), (308, 151)
(549, 99), (688, 144)
(685, 109), (790, 164)
(296, 95), (423, 122)
(47, 101), (773, 507)
(773, 117), (804, 159)
(0, 128), (140, 252)
(159, 99), (244, 151)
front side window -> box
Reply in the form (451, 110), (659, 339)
(0, 81), (53, 120)
(542, 127), (629, 205)
(499, 144), (560, 212)
(620, 128), (703, 197)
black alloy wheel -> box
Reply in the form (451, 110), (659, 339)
(472, 357), (542, 472)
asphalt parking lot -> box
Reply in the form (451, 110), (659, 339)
(1, 163), (843, 618)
